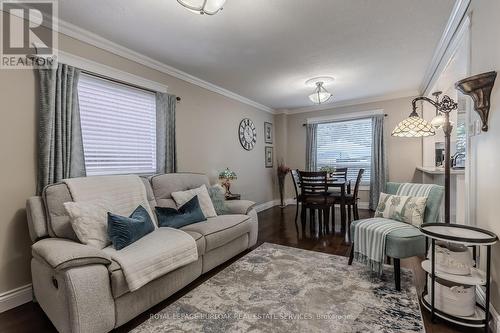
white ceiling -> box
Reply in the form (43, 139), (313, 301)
(55, 0), (456, 110)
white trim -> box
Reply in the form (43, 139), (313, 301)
(254, 200), (281, 212)
(423, 14), (471, 96)
(58, 50), (168, 93)
(306, 109), (384, 125)
(280, 90), (418, 115)
(420, 0), (471, 94)
(0, 284), (32, 313)
(55, 19), (275, 114)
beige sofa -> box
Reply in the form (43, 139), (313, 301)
(26, 173), (258, 333)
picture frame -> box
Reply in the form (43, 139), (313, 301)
(265, 146), (273, 168)
(264, 122), (273, 144)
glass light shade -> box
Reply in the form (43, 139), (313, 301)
(308, 82), (332, 104)
(308, 91), (332, 104)
(177, 0), (226, 15)
(391, 116), (436, 137)
(431, 113), (446, 128)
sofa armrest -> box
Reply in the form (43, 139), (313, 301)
(32, 238), (112, 271)
(225, 200), (256, 215)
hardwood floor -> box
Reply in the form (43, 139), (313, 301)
(0, 205), (483, 333)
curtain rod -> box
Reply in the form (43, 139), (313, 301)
(302, 113), (387, 126)
(29, 44), (182, 103)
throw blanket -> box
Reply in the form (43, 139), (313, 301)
(103, 228), (198, 292)
(64, 174), (156, 225)
(353, 218), (415, 275)
(64, 175), (198, 291)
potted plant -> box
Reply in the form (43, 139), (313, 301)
(319, 166), (336, 178)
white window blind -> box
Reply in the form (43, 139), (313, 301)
(316, 118), (373, 184)
(77, 73), (157, 176)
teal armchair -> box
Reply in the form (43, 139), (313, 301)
(349, 182), (444, 290)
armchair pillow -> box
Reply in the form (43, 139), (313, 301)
(171, 184), (217, 218)
(107, 205), (155, 250)
(374, 192), (427, 226)
(155, 195), (207, 228)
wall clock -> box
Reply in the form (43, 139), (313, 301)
(238, 118), (257, 151)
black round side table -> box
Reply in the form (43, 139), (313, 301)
(420, 223), (498, 332)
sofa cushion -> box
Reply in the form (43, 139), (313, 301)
(150, 173), (210, 209)
(42, 177), (156, 242)
(181, 214), (251, 252)
(108, 230), (205, 298)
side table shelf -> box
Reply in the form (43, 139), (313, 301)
(420, 223), (498, 332)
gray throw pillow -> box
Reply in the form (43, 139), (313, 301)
(208, 184), (229, 215)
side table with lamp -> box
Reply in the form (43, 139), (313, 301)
(218, 168), (241, 200)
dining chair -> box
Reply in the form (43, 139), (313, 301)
(298, 171), (332, 235)
(290, 169), (303, 221)
(327, 169), (363, 233)
(348, 182), (444, 291)
(328, 167), (351, 194)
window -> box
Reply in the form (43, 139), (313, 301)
(78, 73), (157, 176)
(316, 118), (372, 184)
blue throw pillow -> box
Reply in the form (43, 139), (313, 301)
(155, 195), (207, 228)
(107, 206), (155, 250)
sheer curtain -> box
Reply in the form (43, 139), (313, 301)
(305, 123), (318, 171)
(369, 114), (387, 210)
(36, 63), (86, 194)
(156, 93), (177, 173)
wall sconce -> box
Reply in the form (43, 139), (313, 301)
(455, 71), (497, 132)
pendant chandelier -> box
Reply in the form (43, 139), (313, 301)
(306, 77), (334, 105)
(177, 0), (226, 15)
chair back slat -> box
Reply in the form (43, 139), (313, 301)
(298, 171), (328, 195)
(331, 167), (348, 180)
(353, 169), (365, 198)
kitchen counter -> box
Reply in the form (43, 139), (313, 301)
(416, 166), (465, 175)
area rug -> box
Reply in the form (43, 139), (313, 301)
(133, 243), (424, 333)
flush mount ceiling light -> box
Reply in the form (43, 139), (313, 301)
(306, 77), (334, 104)
(177, 0), (226, 15)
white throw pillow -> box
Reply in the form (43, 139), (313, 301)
(171, 184), (217, 218)
(374, 193), (427, 226)
(64, 201), (111, 249)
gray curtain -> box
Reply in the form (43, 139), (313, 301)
(156, 93), (177, 173)
(36, 63), (86, 194)
(305, 123), (318, 171)
(369, 115), (387, 210)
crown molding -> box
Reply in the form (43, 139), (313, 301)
(50, 18), (276, 114)
(419, 0), (471, 94)
(279, 89), (418, 115)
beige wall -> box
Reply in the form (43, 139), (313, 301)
(280, 97), (423, 202)
(0, 31), (276, 294)
(468, 0), (500, 311)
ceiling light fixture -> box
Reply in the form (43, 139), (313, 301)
(177, 0), (226, 15)
(306, 77), (334, 105)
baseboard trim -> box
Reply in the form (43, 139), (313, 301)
(254, 199), (370, 212)
(0, 284), (32, 313)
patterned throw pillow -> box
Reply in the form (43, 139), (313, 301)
(374, 193), (427, 226)
(171, 184), (217, 218)
(208, 184), (229, 215)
